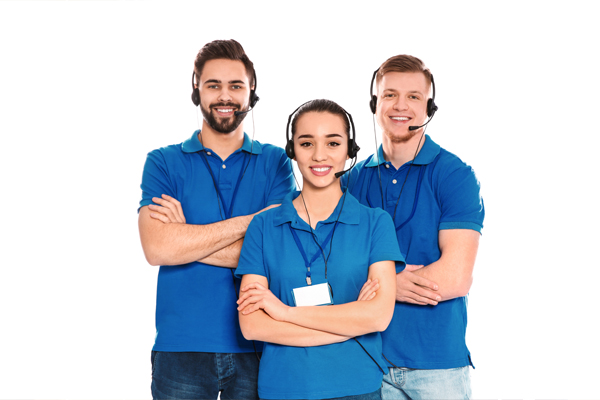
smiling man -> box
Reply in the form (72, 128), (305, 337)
(138, 39), (294, 400)
(344, 55), (485, 399)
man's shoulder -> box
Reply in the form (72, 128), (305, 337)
(434, 145), (477, 177)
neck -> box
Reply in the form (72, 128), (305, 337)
(382, 131), (426, 169)
(293, 182), (344, 229)
(199, 122), (245, 160)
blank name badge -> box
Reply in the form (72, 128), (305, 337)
(292, 283), (333, 307)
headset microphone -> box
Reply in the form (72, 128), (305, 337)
(233, 107), (254, 116)
(409, 117), (434, 131)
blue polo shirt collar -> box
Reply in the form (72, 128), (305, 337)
(181, 130), (262, 155)
(365, 135), (441, 167)
(273, 190), (360, 230)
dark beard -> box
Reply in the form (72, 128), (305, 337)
(200, 102), (246, 134)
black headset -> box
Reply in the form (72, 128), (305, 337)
(285, 101), (360, 160)
(369, 68), (438, 118)
(191, 69), (260, 110)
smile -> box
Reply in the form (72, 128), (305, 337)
(390, 117), (410, 121)
(311, 167), (331, 172)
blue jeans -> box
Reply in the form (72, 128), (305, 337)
(260, 388), (381, 400)
(151, 351), (260, 400)
(381, 367), (471, 400)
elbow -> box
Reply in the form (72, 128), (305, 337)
(141, 244), (165, 266)
(456, 276), (473, 298)
(239, 315), (259, 341)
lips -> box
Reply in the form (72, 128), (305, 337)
(390, 116), (411, 122)
(309, 165), (332, 176)
(211, 103), (240, 117)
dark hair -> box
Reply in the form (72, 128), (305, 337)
(376, 54), (432, 88)
(291, 99), (350, 138)
(194, 39), (255, 87)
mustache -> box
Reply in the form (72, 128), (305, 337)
(210, 102), (241, 109)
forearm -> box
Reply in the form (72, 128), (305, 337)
(280, 262), (395, 336)
(239, 310), (350, 347)
(412, 260), (473, 301)
(139, 206), (253, 266)
(199, 239), (243, 268)
(411, 229), (480, 301)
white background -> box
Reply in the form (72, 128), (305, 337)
(1, 1), (598, 399)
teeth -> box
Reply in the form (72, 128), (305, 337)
(312, 167), (331, 172)
(216, 108), (233, 112)
(391, 117), (409, 121)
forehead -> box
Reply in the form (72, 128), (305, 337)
(378, 71), (429, 93)
(295, 112), (348, 137)
(200, 59), (250, 83)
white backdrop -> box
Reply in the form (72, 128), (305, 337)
(1, 1), (598, 399)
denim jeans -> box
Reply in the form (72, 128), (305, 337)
(381, 367), (471, 400)
(260, 387), (381, 400)
(151, 351), (260, 400)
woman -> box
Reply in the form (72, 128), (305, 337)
(235, 99), (404, 400)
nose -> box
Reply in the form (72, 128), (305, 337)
(218, 87), (232, 102)
(393, 96), (408, 111)
(312, 142), (327, 162)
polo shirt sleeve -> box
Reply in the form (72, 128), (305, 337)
(265, 151), (295, 207)
(369, 210), (406, 273)
(438, 164), (485, 233)
(235, 215), (268, 280)
(138, 149), (174, 211)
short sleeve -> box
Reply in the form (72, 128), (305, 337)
(438, 165), (485, 233)
(235, 215), (268, 280)
(265, 151), (295, 206)
(369, 210), (406, 273)
(138, 149), (175, 212)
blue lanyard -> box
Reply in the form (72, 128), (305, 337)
(366, 164), (426, 232)
(199, 150), (248, 220)
(288, 223), (336, 286)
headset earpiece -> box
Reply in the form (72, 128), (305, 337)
(285, 139), (295, 159)
(191, 72), (200, 106)
(369, 69), (379, 114)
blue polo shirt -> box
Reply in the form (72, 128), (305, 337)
(343, 135), (485, 369)
(139, 130), (295, 353)
(235, 191), (404, 399)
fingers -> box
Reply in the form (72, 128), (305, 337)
(357, 279), (379, 301)
(240, 282), (267, 292)
(396, 272), (441, 306)
(151, 195), (186, 223)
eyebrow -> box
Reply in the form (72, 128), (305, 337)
(204, 79), (247, 85)
(297, 133), (344, 140)
(383, 88), (424, 95)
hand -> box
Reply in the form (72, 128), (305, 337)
(396, 264), (441, 306)
(149, 194), (186, 224)
(357, 279), (380, 301)
(237, 281), (290, 321)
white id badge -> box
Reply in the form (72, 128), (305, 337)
(292, 283), (333, 307)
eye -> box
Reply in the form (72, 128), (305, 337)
(383, 93), (395, 98)
(207, 84), (219, 89)
(328, 141), (342, 147)
(299, 141), (313, 147)
(231, 85), (242, 90)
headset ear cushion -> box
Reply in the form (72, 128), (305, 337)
(285, 140), (295, 159)
(427, 99), (438, 118)
(192, 88), (200, 106)
(250, 91), (259, 109)
(369, 96), (377, 114)
(348, 139), (360, 159)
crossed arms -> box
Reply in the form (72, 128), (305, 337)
(237, 261), (396, 347)
(138, 194), (277, 267)
(395, 229), (480, 305)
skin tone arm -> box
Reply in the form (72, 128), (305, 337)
(138, 194), (278, 267)
(395, 229), (480, 305)
(238, 261), (396, 338)
(238, 275), (381, 346)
